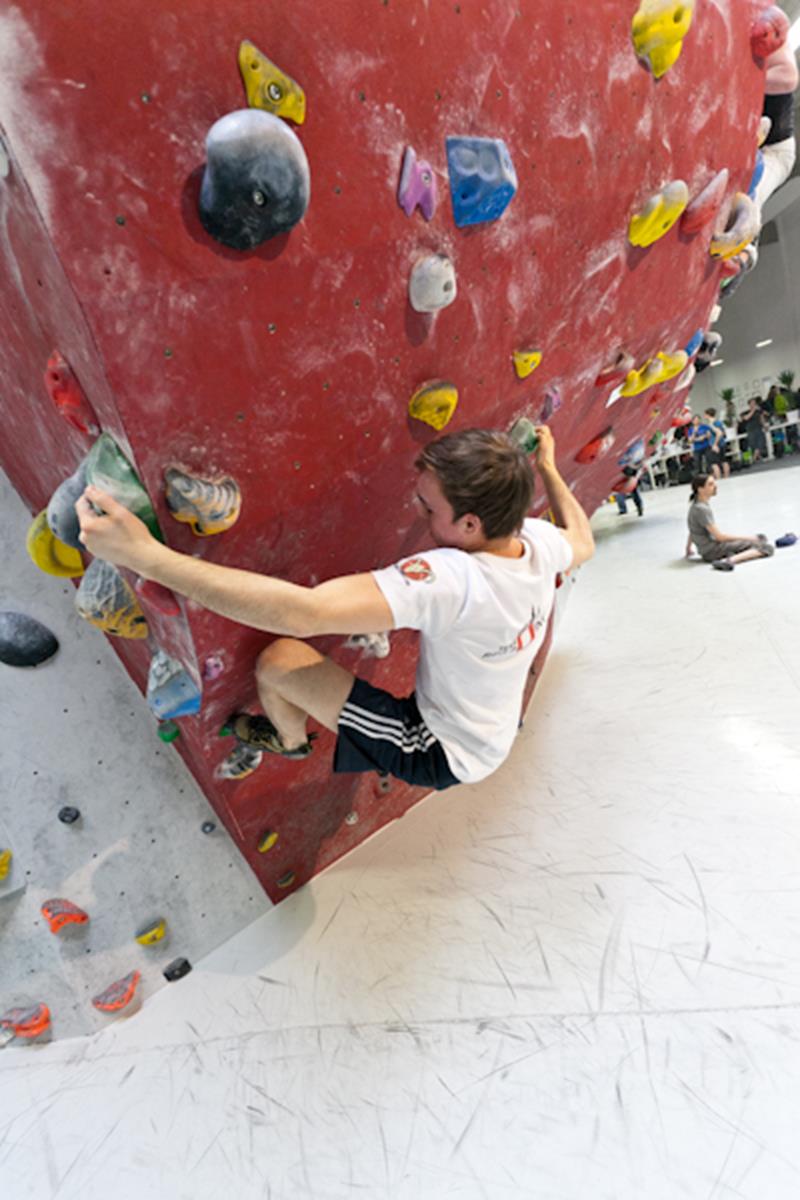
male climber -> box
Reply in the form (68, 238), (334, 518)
(75, 426), (594, 789)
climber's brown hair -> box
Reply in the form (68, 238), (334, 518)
(415, 429), (535, 539)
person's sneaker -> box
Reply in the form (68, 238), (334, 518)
(776, 533), (797, 548)
(231, 713), (316, 759)
(712, 558), (734, 571)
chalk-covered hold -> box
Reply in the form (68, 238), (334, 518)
(408, 254), (457, 313)
(446, 135), (517, 228)
(85, 433), (162, 540)
(146, 650), (202, 720)
(710, 193), (761, 260)
(92, 970), (141, 1013)
(46, 461), (88, 550)
(629, 180), (689, 247)
(75, 559), (149, 639)
(164, 467), (241, 536)
(0, 612), (59, 667)
(199, 109), (310, 250)
(681, 169), (729, 236)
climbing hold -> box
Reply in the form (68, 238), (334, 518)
(0, 612), (59, 668)
(618, 438), (646, 468)
(164, 467), (241, 536)
(509, 417), (539, 455)
(58, 806), (81, 825)
(257, 829), (279, 853)
(277, 871), (296, 888)
(26, 511), (84, 578)
(621, 351), (687, 397)
(85, 433), (162, 539)
(46, 461), (88, 550)
(576, 429), (615, 465)
(748, 150), (765, 201)
(92, 970), (141, 1013)
(632, 0), (696, 79)
(538, 387), (562, 423)
(653, 349), (689, 385)
(238, 39), (306, 124)
(751, 6), (789, 58)
(135, 918), (167, 946)
(612, 475), (639, 496)
(695, 331), (722, 373)
(397, 146), (437, 220)
(41, 898), (89, 934)
(75, 559), (149, 639)
(135, 578), (181, 617)
(512, 350), (542, 380)
(218, 743), (263, 780)
(408, 253), (457, 313)
(776, 533), (798, 548)
(408, 381), (458, 431)
(680, 169), (729, 235)
(344, 632), (391, 658)
(671, 405), (692, 427)
(445, 135), (517, 227)
(595, 350), (635, 388)
(672, 362), (696, 392)
(710, 193), (760, 260)
(628, 180), (689, 247)
(157, 719), (181, 743)
(344, 811), (359, 826)
(0, 849), (11, 881)
(201, 821), (216, 834)
(147, 651), (202, 720)
(163, 957), (192, 982)
(44, 351), (100, 436)
(0, 1003), (51, 1041)
(199, 109), (310, 250)
(202, 655), (225, 681)
(684, 329), (704, 357)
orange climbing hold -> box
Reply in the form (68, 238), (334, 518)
(41, 898), (89, 934)
(164, 468), (242, 536)
(0, 1003), (51, 1040)
(92, 970), (142, 1013)
(576, 429), (615, 464)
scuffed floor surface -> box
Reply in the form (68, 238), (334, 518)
(1, 464), (800, 1199)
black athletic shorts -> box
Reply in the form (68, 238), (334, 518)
(763, 92), (795, 145)
(334, 678), (461, 791)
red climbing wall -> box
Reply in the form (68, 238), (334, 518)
(0, 0), (764, 900)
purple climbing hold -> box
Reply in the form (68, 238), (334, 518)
(202, 654), (224, 682)
(538, 387), (562, 423)
(397, 146), (437, 221)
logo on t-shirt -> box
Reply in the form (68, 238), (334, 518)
(398, 557), (435, 584)
(482, 604), (548, 660)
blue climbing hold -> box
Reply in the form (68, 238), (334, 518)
(684, 328), (704, 357)
(146, 650), (202, 720)
(618, 437), (646, 468)
(445, 136), (517, 228)
(748, 150), (765, 200)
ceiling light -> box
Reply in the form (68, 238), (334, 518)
(756, 338), (773, 348)
(710, 359), (724, 367)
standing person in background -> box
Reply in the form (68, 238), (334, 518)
(614, 465), (644, 518)
(705, 407), (730, 480)
(742, 397), (768, 462)
(687, 413), (715, 474)
(686, 474), (774, 571)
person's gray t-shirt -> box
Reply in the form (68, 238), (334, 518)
(688, 501), (716, 557)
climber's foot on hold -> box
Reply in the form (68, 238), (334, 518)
(231, 713), (316, 760)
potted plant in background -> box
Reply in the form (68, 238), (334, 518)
(720, 387), (736, 427)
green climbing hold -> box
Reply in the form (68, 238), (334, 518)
(85, 433), (163, 541)
(509, 416), (539, 455)
(157, 720), (180, 743)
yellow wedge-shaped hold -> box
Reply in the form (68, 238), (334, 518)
(0, 849), (12, 881)
(654, 349), (689, 385)
(238, 40), (306, 125)
(632, 0), (696, 79)
(135, 918), (166, 946)
(512, 350), (542, 380)
(629, 181), (689, 247)
(408, 381), (459, 431)
(621, 350), (689, 397)
(26, 511), (84, 578)
(257, 830), (279, 853)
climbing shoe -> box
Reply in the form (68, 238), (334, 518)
(712, 559), (734, 572)
(231, 713), (316, 759)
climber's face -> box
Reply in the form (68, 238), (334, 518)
(414, 469), (478, 549)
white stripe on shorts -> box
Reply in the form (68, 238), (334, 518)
(339, 702), (437, 754)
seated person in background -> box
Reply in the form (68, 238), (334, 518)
(686, 474), (774, 571)
(687, 414), (715, 473)
(705, 406), (730, 479)
(742, 397), (768, 461)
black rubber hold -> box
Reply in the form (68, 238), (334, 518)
(58, 807), (81, 825)
(46, 461), (88, 549)
(0, 612), (59, 667)
(163, 956), (192, 982)
(198, 109), (310, 251)
(201, 821), (216, 835)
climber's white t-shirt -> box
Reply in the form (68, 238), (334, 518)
(371, 518), (573, 784)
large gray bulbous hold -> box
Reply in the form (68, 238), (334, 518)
(409, 253), (457, 313)
(0, 612), (59, 667)
(46, 460), (88, 550)
(198, 109), (310, 250)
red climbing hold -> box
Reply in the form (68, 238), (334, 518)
(92, 970), (141, 1012)
(0, 1003), (51, 1039)
(575, 429), (615, 464)
(41, 898), (90, 934)
(680, 169), (729, 236)
(43, 351), (100, 436)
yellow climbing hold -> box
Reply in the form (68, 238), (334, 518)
(257, 830), (279, 854)
(238, 40), (306, 125)
(135, 918), (167, 946)
(0, 849), (11, 881)
(653, 349), (689, 385)
(629, 181), (689, 247)
(408, 381), (459, 431)
(632, 0), (696, 80)
(621, 350), (689, 397)
(512, 350), (542, 380)
(26, 511), (84, 578)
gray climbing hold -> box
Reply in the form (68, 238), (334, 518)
(46, 460), (88, 550)
(0, 612), (59, 667)
(408, 253), (457, 313)
(58, 807), (81, 825)
(163, 956), (192, 982)
(199, 109), (310, 250)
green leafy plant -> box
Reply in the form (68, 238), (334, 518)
(778, 370), (798, 409)
(719, 386), (736, 426)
